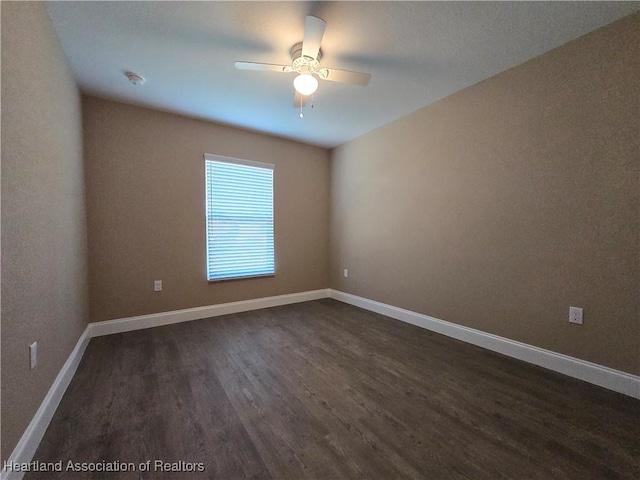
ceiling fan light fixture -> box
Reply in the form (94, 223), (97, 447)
(293, 74), (318, 96)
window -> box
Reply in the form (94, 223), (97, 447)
(204, 154), (275, 281)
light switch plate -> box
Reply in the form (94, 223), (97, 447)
(30, 342), (37, 369)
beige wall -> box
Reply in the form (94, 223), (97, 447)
(330, 14), (639, 374)
(1, 2), (89, 463)
(83, 97), (330, 322)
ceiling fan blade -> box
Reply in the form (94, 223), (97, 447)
(234, 61), (289, 73)
(293, 91), (308, 108)
(322, 68), (371, 86)
(301, 15), (326, 60)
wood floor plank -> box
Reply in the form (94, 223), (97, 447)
(26, 299), (639, 479)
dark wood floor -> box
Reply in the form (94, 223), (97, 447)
(28, 299), (639, 479)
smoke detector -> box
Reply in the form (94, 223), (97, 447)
(125, 72), (145, 86)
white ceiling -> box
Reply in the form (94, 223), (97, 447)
(46, 2), (638, 148)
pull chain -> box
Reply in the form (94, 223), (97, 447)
(300, 96), (304, 119)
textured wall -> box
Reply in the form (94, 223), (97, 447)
(83, 97), (330, 323)
(1, 2), (89, 463)
(330, 14), (639, 374)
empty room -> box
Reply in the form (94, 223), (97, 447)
(2, 1), (639, 479)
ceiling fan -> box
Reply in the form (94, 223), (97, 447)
(235, 15), (371, 114)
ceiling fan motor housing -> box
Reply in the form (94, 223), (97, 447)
(289, 42), (328, 78)
(290, 42), (322, 62)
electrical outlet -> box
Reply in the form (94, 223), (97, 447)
(30, 342), (37, 369)
(343, 269), (348, 278)
(569, 306), (583, 325)
(154, 280), (162, 292)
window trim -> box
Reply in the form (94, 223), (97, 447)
(204, 153), (274, 172)
(203, 153), (276, 283)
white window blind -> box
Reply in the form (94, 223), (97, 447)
(204, 154), (275, 281)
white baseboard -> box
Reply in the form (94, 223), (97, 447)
(4, 287), (637, 480)
(88, 289), (331, 337)
(329, 289), (640, 399)
(1, 329), (92, 480)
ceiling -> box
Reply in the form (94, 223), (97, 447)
(46, 2), (638, 149)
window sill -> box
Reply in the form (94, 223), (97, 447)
(208, 273), (275, 284)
